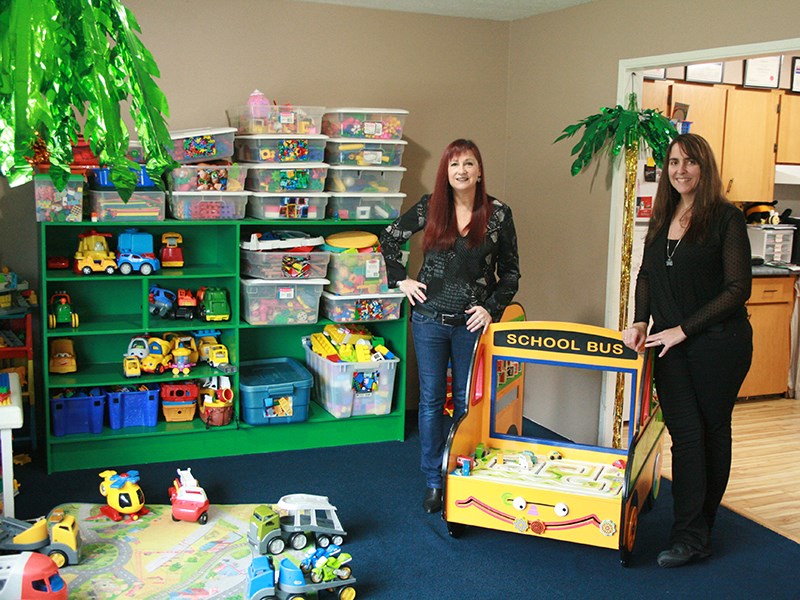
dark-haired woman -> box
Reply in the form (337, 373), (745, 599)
(622, 133), (752, 568)
(380, 139), (520, 514)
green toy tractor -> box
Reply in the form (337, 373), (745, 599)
(48, 291), (79, 328)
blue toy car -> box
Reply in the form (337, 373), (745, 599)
(117, 253), (160, 275)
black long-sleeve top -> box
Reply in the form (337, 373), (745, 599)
(379, 195), (520, 321)
(633, 202), (751, 337)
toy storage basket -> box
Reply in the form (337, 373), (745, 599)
(50, 388), (105, 436)
(107, 384), (160, 429)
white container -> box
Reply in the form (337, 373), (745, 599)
(321, 290), (404, 323)
(322, 108), (408, 140)
(169, 191), (250, 220)
(326, 252), (389, 295)
(247, 192), (329, 220)
(747, 225), (795, 263)
(325, 138), (407, 166)
(241, 278), (327, 325)
(241, 249), (330, 280)
(168, 127), (236, 164)
(228, 105), (326, 135)
(235, 134), (328, 163)
(326, 193), (405, 220)
(89, 190), (165, 221)
(325, 165), (405, 193)
(170, 164), (248, 192)
(303, 337), (398, 418)
(245, 162), (328, 193)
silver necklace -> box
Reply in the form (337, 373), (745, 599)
(666, 238), (682, 267)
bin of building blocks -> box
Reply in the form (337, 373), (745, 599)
(325, 165), (405, 193)
(169, 191), (250, 220)
(240, 278), (328, 325)
(170, 163), (248, 192)
(88, 190), (166, 221)
(89, 166), (157, 190)
(240, 248), (330, 279)
(234, 134), (328, 163)
(50, 388), (105, 436)
(107, 384), (160, 429)
(303, 337), (398, 418)
(321, 290), (404, 323)
(325, 138), (407, 166)
(326, 193), (405, 220)
(239, 357), (313, 425)
(34, 174), (84, 222)
(326, 252), (389, 295)
(245, 163), (328, 193)
(228, 103), (326, 135)
(247, 192), (329, 220)
(168, 127), (236, 163)
(322, 108), (408, 140)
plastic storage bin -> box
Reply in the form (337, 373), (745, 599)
(34, 174), (84, 222)
(239, 357), (313, 425)
(88, 190), (166, 221)
(235, 134), (327, 163)
(326, 252), (389, 295)
(245, 163), (328, 193)
(168, 127), (236, 163)
(169, 191), (250, 220)
(325, 165), (405, 193)
(322, 108), (408, 140)
(170, 164), (248, 192)
(107, 384), (160, 429)
(89, 166), (157, 190)
(228, 104), (325, 135)
(303, 337), (398, 418)
(240, 249), (330, 279)
(247, 192), (329, 220)
(241, 278), (328, 325)
(326, 193), (405, 220)
(321, 290), (404, 323)
(747, 225), (795, 263)
(325, 138), (407, 166)
(50, 388), (105, 436)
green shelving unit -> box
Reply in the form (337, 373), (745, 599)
(41, 218), (407, 473)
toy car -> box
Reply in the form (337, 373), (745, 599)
(117, 253), (160, 275)
(126, 336), (150, 360)
(123, 355), (141, 377)
(73, 230), (117, 275)
(46, 256), (71, 270)
(197, 287), (230, 322)
(49, 339), (77, 374)
(48, 291), (79, 329)
(169, 468), (209, 525)
(149, 286), (176, 318)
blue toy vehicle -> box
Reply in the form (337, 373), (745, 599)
(246, 555), (356, 600)
(117, 229), (160, 275)
(117, 253), (160, 275)
(149, 285), (176, 318)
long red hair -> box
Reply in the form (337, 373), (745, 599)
(423, 139), (491, 252)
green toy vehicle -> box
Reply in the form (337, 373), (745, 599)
(197, 287), (230, 322)
(48, 291), (79, 329)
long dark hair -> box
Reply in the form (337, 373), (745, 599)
(423, 139), (491, 252)
(645, 133), (728, 246)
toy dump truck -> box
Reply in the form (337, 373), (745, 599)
(0, 511), (81, 567)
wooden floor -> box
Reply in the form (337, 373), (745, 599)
(659, 396), (800, 543)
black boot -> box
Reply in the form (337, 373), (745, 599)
(422, 487), (442, 513)
(656, 542), (711, 568)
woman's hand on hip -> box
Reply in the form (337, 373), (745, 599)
(466, 305), (492, 334)
(622, 322), (648, 353)
(645, 325), (687, 357)
(398, 278), (427, 305)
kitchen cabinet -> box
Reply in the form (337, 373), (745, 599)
(720, 88), (780, 203)
(739, 275), (796, 398)
(777, 92), (800, 164)
(670, 83), (727, 161)
(41, 219), (407, 473)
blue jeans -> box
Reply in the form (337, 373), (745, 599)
(411, 311), (480, 489)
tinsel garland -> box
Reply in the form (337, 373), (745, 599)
(0, 0), (177, 199)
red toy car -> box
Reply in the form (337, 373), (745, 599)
(47, 256), (71, 270)
(168, 468), (209, 524)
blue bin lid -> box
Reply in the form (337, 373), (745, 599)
(239, 357), (313, 392)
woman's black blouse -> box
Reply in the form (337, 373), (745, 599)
(379, 195), (520, 321)
(633, 202), (752, 337)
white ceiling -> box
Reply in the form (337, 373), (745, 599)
(292, 0), (596, 21)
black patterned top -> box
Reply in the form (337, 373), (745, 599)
(633, 202), (751, 337)
(379, 194), (520, 321)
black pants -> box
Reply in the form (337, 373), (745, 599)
(654, 317), (752, 550)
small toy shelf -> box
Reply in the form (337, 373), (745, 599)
(40, 217), (408, 472)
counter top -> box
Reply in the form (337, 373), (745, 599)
(752, 264), (800, 277)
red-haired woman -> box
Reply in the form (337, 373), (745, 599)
(623, 133), (752, 567)
(380, 139), (520, 514)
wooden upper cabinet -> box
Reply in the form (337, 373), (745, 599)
(670, 83), (727, 161)
(777, 93), (800, 164)
(641, 79), (670, 114)
(720, 88), (780, 203)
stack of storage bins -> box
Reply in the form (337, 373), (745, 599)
(227, 96), (330, 221)
(166, 127), (251, 220)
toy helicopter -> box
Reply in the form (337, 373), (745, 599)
(98, 469), (150, 521)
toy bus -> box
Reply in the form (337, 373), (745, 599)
(0, 552), (68, 599)
(443, 311), (665, 566)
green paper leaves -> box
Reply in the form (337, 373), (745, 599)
(555, 92), (678, 177)
(0, 0), (177, 200)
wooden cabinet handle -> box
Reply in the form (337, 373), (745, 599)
(726, 178), (734, 194)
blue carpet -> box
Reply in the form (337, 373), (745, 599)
(14, 417), (797, 599)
